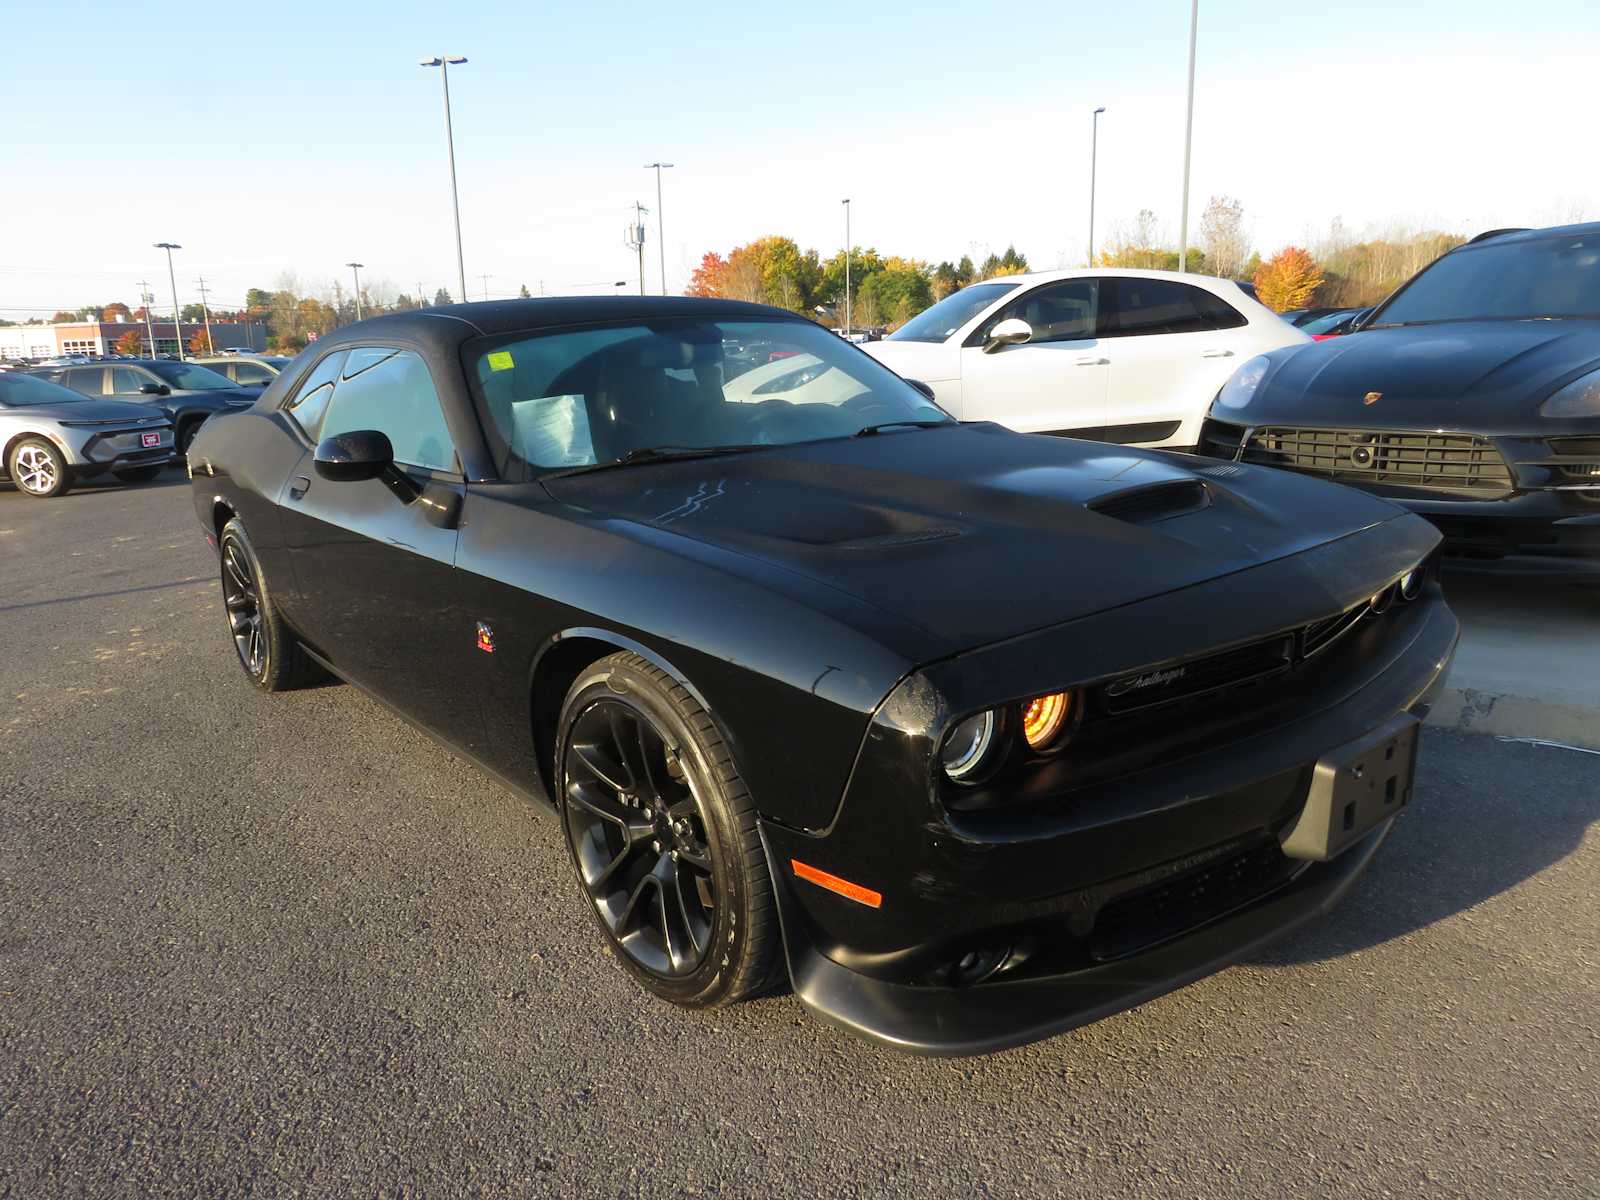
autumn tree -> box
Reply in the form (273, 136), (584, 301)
(685, 251), (729, 297)
(1253, 246), (1325, 312)
(102, 301), (132, 323)
(114, 330), (144, 355)
(1198, 196), (1249, 279)
(187, 328), (211, 355)
(518, 283), (532, 299)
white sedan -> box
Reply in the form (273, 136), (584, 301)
(863, 268), (1307, 450)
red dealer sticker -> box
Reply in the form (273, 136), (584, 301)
(141, 432), (161, 447)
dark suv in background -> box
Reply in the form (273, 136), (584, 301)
(1199, 222), (1600, 556)
(29, 359), (259, 454)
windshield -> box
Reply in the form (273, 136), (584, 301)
(146, 361), (236, 390)
(887, 282), (1020, 343)
(0, 372), (89, 408)
(1299, 309), (1358, 334)
(468, 317), (952, 475)
(1372, 233), (1600, 326)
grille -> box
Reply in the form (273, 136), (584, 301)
(1197, 419), (1246, 459)
(1241, 427), (1513, 495)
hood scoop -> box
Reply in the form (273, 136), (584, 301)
(1088, 479), (1210, 525)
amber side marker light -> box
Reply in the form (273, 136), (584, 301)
(1021, 691), (1073, 750)
(791, 859), (883, 908)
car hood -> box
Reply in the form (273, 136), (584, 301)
(861, 338), (962, 383)
(542, 424), (1408, 656)
(1244, 319), (1600, 430)
(4, 397), (167, 423)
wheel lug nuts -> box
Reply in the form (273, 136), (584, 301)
(670, 849), (679, 860)
(652, 840), (662, 853)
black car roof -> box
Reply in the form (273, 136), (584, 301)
(315, 296), (804, 350)
(1456, 220), (1600, 250)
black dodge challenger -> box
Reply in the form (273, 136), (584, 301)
(188, 297), (1458, 1055)
(1199, 222), (1600, 556)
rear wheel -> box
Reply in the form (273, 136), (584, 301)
(217, 518), (321, 692)
(7, 437), (71, 498)
(113, 465), (163, 484)
(556, 653), (783, 1008)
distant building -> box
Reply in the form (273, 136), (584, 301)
(0, 316), (265, 360)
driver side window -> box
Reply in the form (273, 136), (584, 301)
(983, 279), (1100, 345)
(321, 348), (457, 473)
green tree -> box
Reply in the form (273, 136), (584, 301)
(518, 283), (532, 298)
(434, 288), (452, 306)
(181, 302), (206, 322)
(858, 269), (933, 329)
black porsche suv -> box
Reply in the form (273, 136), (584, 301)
(1198, 222), (1600, 555)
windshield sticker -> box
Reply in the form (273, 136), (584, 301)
(486, 350), (515, 372)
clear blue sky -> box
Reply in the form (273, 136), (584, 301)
(2, 0), (1595, 317)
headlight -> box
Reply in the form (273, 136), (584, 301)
(1541, 369), (1600, 419)
(1021, 691), (1076, 752)
(1212, 355), (1272, 411)
(940, 709), (998, 782)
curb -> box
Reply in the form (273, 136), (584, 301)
(1427, 686), (1600, 752)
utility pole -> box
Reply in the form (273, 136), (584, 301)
(153, 243), (184, 360)
(137, 280), (156, 357)
(625, 203), (649, 296)
(195, 275), (216, 354)
(416, 282), (426, 309)
(644, 162), (674, 294)
(841, 199), (851, 336)
(1178, 0), (1199, 273)
(1089, 107), (1106, 265)
(478, 273), (492, 302)
(346, 262), (364, 320)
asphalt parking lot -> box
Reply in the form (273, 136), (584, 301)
(2, 474), (1597, 1198)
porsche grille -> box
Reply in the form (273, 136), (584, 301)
(1240, 427), (1514, 496)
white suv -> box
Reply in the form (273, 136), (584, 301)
(864, 268), (1307, 449)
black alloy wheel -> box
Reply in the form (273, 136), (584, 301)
(216, 518), (322, 693)
(564, 698), (717, 978)
(221, 533), (268, 681)
(556, 653), (783, 1007)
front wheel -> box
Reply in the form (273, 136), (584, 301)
(556, 652), (784, 1008)
(217, 518), (321, 692)
(7, 437), (71, 498)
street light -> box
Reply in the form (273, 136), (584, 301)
(643, 162), (674, 294)
(346, 262), (364, 321)
(1178, 0), (1199, 273)
(1088, 107), (1106, 265)
(153, 242), (183, 360)
(841, 199), (851, 337)
(420, 55), (469, 303)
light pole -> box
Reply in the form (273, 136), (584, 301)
(841, 199), (851, 336)
(1178, 0), (1198, 273)
(1089, 106), (1106, 265)
(420, 55), (469, 303)
(644, 162), (673, 294)
(346, 262), (364, 321)
(153, 243), (183, 360)
(137, 280), (156, 357)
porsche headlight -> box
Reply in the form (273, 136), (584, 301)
(1541, 369), (1600, 419)
(1212, 355), (1272, 411)
(941, 709), (998, 782)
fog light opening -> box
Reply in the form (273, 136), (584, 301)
(1366, 583), (1396, 617)
(949, 945), (1010, 987)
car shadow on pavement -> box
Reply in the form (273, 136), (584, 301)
(1251, 730), (1598, 965)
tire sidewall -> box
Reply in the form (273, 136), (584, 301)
(218, 519), (275, 690)
(556, 658), (753, 1007)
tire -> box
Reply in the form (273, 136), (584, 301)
(177, 420), (201, 457)
(7, 437), (72, 498)
(217, 517), (322, 692)
(113, 465), (163, 484)
(556, 652), (784, 1008)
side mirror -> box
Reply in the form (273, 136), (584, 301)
(140, 382), (171, 396)
(906, 379), (937, 401)
(983, 317), (1033, 354)
(314, 429), (394, 482)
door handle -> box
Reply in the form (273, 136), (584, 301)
(1200, 348), (1235, 358)
(288, 475), (311, 501)
(1075, 356), (1109, 366)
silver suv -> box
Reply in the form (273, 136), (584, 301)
(0, 372), (174, 498)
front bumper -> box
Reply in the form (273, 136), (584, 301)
(1198, 419), (1600, 555)
(761, 520), (1457, 1055)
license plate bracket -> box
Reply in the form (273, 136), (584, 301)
(1280, 714), (1419, 862)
